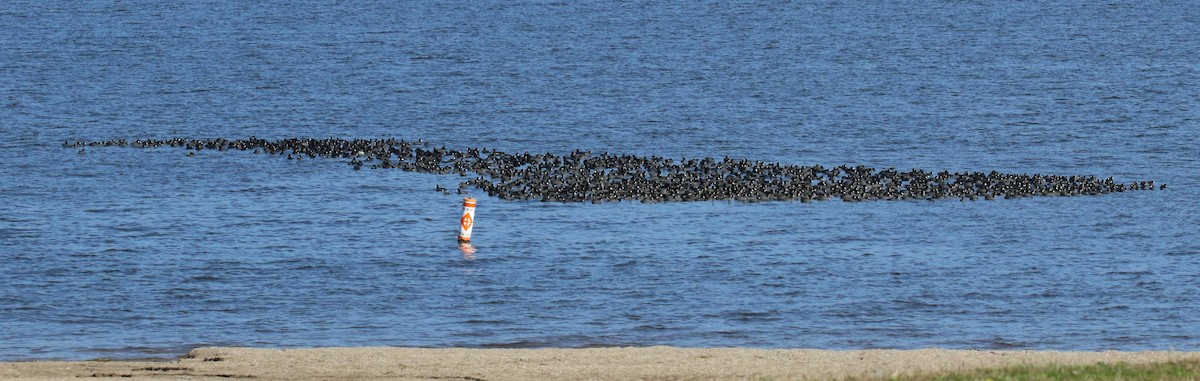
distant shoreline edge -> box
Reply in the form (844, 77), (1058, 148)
(3, 346), (1198, 380)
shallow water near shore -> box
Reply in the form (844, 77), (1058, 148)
(2, 1), (1199, 360)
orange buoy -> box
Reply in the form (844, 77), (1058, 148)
(458, 197), (477, 243)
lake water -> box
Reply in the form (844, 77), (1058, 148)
(1, 1), (1198, 360)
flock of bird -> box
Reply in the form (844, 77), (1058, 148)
(67, 137), (1163, 203)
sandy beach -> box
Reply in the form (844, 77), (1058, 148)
(2, 347), (1197, 380)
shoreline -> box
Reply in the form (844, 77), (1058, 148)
(3, 347), (1198, 380)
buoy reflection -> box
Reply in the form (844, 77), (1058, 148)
(459, 242), (477, 260)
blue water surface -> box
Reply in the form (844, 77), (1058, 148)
(1, 1), (1198, 360)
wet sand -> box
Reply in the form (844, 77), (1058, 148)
(2, 347), (1196, 380)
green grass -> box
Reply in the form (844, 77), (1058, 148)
(848, 360), (1200, 381)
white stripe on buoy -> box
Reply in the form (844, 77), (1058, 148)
(458, 197), (476, 243)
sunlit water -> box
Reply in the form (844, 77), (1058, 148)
(1, 1), (1198, 360)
